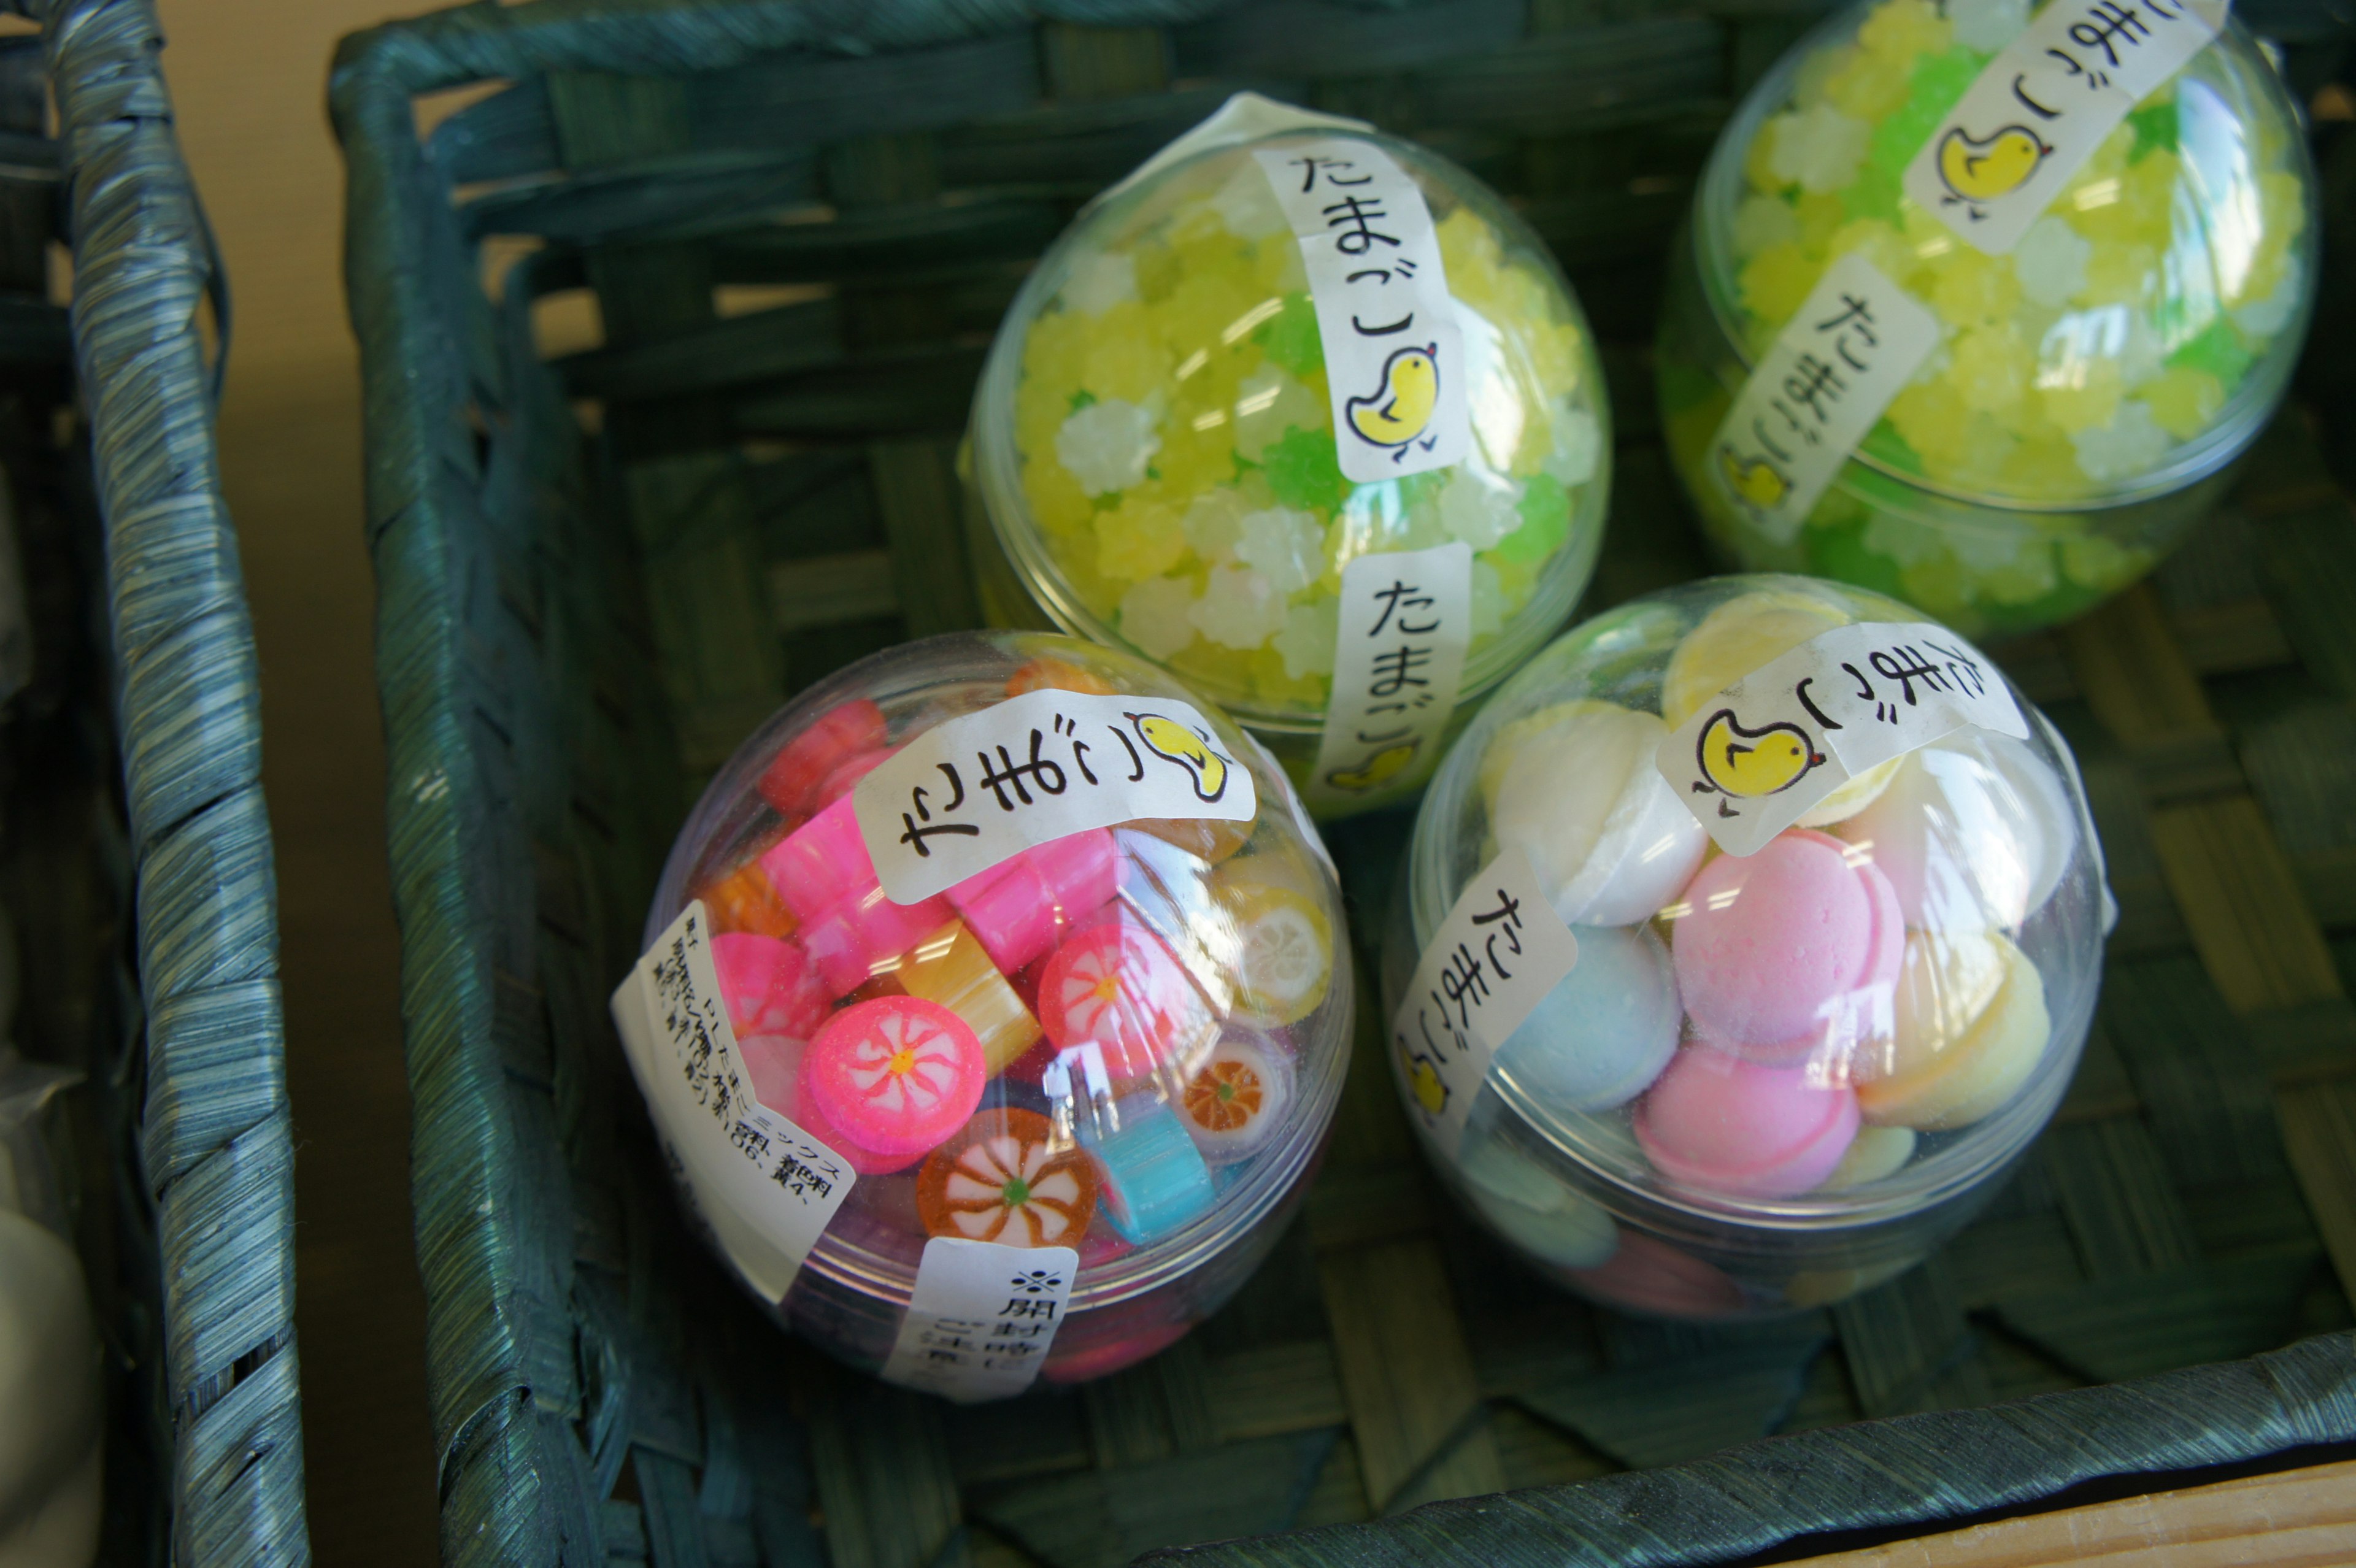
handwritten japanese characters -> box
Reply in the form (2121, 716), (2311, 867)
(1906, 0), (2227, 253)
(1657, 620), (2030, 855)
(1252, 136), (1470, 482)
(609, 901), (857, 1300)
(882, 1237), (1079, 1402)
(853, 690), (1255, 904)
(1707, 253), (1941, 543)
(1391, 848), (1580, 1155)
(1309, 542), (1474, 812)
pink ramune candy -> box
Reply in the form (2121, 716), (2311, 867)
(801, 996), (987, 1158)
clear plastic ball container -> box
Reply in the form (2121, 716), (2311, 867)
(639, 632), (1352, 1386)
(969, 121), (1609, 813)
(1388, 576), (2106, 1316)
(1657, 0), (2317, 637)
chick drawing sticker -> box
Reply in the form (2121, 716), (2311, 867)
(1707, 253), (1940, 545)
(1903, 0), (2227, 254)
(1657, 621), (2029, 856)
(1691, 710), (1828, 810)
(1930, 122), (2055, 218)
(1252, 137), (1469, 482)
(1126, 711), (1231, 802)
(1344, 344), (1443, 455)
(854, 688), (1253, 904)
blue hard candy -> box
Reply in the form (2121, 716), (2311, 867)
(1082, 1098), (1217, 1244)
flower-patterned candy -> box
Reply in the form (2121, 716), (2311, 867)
(1179, 1026), (1295, 1165)
(1036, 912), (1215, 1084)
(801, 996), (988, 1158)
(917, 1108), (1098, 1247)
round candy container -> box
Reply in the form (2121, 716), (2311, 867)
(969, 103), (1609, 817)
(633, 632), (1350, 1389)
(1388, 575), (2106, 1316)
(1656, 0), (2316, 637)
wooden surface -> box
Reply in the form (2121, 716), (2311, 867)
(152, 4), (2347, 1566)
(1785, 1458), (2356, 1567)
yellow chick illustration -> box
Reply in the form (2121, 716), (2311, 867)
(1399, 1043), (1447, 1118)
(1126, 712), (1231, 802)
(1718, 447), (1790, 512)
(1935, 123), (2052, 206)
(1344, 344), (1441, 451)
(1694, 709), (1826, 800)
(1325, 740), (1418, 794)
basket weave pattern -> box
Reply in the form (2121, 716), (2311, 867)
(333, 3), (2356, 1564)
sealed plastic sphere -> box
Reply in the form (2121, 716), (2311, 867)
(1657, 0), (2317, 637)
(1387, 575), (2106, 1316)
(969, 121), (1609, 812)
(640, 632), (1352, 1388)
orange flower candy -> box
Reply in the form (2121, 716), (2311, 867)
(1177, 1028), (1295, 1165)
(918, 1108), (1096, 1247)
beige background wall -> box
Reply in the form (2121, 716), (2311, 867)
(153, 2), (438, 1562)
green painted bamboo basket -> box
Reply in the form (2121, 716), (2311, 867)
(0, 0), (309, 1563)
(333, 2), (2356, 1564)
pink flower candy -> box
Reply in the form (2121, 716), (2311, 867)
(801, 996), (986, 1158)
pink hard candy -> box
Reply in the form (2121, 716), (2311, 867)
(738, 1030), (922, 1174)
(948, 828), (1121, 974)
(710, 932), (827, 1040)
(1036, 912), (1211, 1085)
(1634, 1043), (1860, 1198)
(761, 795), (877, 926)
(796, 885), (953, 998)
(1674, 829), (1898, 1066)
(801, 996), (986, 1158)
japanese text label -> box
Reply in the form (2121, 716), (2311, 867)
(1904, 0), (2228, 253)
(854, 689), (1256, 905)
(1656, 620), (2031, 856)
(1309, 542), (1474, 814)
(609, 901), (856, 1299)
(1391, 848), (1580, 1156)
(882, 1237), (1079, 1403)
(1253, 136), (1471, 483)
(1707, 253), (1941, 544)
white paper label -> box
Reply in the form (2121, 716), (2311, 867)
(1100, 91), (1371, 207)
(1253, 137), (1470, 484)
(854, 690), (1255, 904)
(1309, 542), (1474, 812)
(1708, 254), (1941, 544)
(1391, 848), (1579, 1156)
(1904, 0), (2227, 254)
(610, 902), (856, 1299)
(881, 1237), (1078, 1402)
(1656, 621), (2030, 856)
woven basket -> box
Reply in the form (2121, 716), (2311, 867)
(333, 2), (2356, 1564)
(1, 0), (310, 1562)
